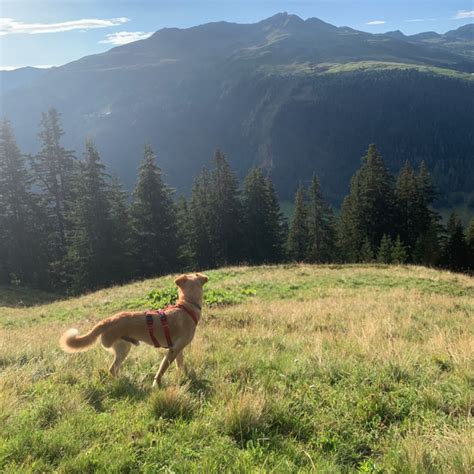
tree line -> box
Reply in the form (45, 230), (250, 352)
(1, 109), (473, 294)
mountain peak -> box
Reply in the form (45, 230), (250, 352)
(259, 12), (304, 29)
(445, 23), (474, 40)
(385, 30), (406, 40)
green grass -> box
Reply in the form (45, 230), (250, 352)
(1, 264), (473, 472)
(259, 61), (474, 82)
(323, 61), (474, 81)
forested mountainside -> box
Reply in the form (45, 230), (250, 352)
(1, 13), (473, 201)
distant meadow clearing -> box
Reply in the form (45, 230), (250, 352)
(0, 264), (473, 472)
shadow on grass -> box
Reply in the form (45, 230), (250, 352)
(0, 285), (62, 308)
(81, 374), (149, 411)
(183, 370), (214, 397)
(108, 376), (150, 401)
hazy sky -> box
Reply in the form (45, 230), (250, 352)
(1, 0), (473, 69)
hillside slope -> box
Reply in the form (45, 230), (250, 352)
(1, 264), (472, 471)
(1, 14), (473, 201)
(385, 23), (474, 58)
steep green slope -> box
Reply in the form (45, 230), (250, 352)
(1, 265), (473, 471)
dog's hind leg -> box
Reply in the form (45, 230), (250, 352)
(175, 349), (186, 375)
(109, 339), (132, 376)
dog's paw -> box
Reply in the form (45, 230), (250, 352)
(152, 379), (160, 388)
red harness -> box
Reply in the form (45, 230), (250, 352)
(145, 303), (199, 349)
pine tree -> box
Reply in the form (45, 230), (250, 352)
(417, 161), (436, 208)
(338, 191), (362, 262)
(440, 213), (468, 272)
(66, 141), (115, 291)
(413, 218), (440, 266)
(208, 150), (243, 266)
(466, 218), (474, 272)
(377, 234), (393, 263)
(131, 144), (179, 277)
(339, 144), (396, 261)
(264, 175), (287, 262)
(396, 161), (419, 256)
(359, 237), (374, 263)
(417, 163), (439, 250)
(242, 168), (286, 264)
(307, 175), (337, 263)
(396, 160), (440, 264)
(189, 168), (213, 269)
(176, 197), (195, 269)
(31, 108), (75, 262)
(108, 176), (133, 283)
(391, 235), (408, 264)
(287, 184), (308, 261)
(0, 120), (45, 286)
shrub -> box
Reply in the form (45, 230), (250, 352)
(222, 391), (267, 444)
(149, 385), (197, 420)
(147, 286), (257, 308)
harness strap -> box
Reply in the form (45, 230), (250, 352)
(159, 311), (173, 348)
(146, 313), (161, 348)
(145, 304), (200, 349)
(166, 303), (199, 326)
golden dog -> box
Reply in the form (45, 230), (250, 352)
(60, 273), (208, 386)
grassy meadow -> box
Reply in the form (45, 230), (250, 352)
(0, 264), (473, 472)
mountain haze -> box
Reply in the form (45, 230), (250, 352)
(1, 13), (473, 201)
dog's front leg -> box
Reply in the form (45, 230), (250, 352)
(152, 348), (179, 387)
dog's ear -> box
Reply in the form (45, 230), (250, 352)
(196, 273), (209, 285)
(174, 274), (188, 287)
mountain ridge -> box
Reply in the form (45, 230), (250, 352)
(1, 14), (473, 202)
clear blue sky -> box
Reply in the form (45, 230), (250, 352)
(1, 0), (473, 69)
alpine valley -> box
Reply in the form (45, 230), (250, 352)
(1, 13), (473, 203)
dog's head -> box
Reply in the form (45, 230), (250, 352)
(174, 273), (208, 303)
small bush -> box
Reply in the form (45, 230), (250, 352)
(35, 399), (62, 428)
(222, 391), (267, 444)
(149, 385), (197, 420)
(147, 287), (178, 309)
(147, 286), (257, 308)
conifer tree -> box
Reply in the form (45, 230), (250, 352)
(66, 141), (115, 291)
(265, 175), (287, 262)
(176, 197), (195, 269)
(466, 218), (474, 272)
(440, 213), (468, 272)
(359, 237), (374, 263)
(307, 175), (337, 263)
(108, 176), (133, 282)
(287, 184), (308, 261)
(339, 144), (396, 261)
(391, 235), (408, 264)
(242, 168), (286, 264)
(377, 234), (393, 263)
(208, 150), (243, 265)
(131, 144), (179, 277)
(396, 161), (419, 255)
(31, 108), (75, 262)
(413, 218), (440, 266)
(189, 168), (214, 268)
(338, 191), (361, 262)
(0, 120), (44, 285)
(417, 161), (436, 208)
(396, 160), (439, 263)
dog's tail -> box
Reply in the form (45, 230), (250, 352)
(59, 321), (110, 353)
